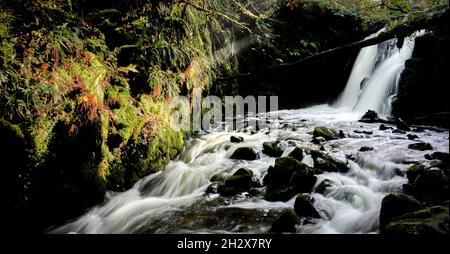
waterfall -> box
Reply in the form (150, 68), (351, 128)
(335, 30), (424, 116)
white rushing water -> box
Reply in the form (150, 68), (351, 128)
(51, 106), (449, 234)
(51, 30), (447, 234)
(335, 30), (425, 117)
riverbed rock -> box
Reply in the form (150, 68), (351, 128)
(210, 173), (225, 182)
(263, 157), (318, 201)
(218, 168), (254, 196)
(379, 193), (422, 230)
(262, 141), (284, 157)
(408, 142), (433, 151)
(359, 146), (374, 152)
(294, 194), (321, 218)
(379, 124), (393, 131)
(312, 136), (326, 145)
(230, 147), (258, 160)
(425, 152), (449, 165)
(383, 205), (449, 234)
(313, 126), (338, 141)
(354, 130), (373, 135)
(393, 129), (406, 134)
(264, 187), (298, 202)
(271, 209), (299, 233)
(288, 147), (304, 162)
(314, 179), (333, 194)
(310, 150), (349, 173)
(230, 136), (244, 143)
(407, 134), (419, 140)
(359, 110), (389, 123)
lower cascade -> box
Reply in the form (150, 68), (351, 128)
(51, 106), (448, 234)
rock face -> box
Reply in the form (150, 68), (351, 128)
(313, 126), (338, 141)
(392, 31), (449, 128)
(379, 193), (422, 230)
(294, 194), (321, 218)
(383, 205), (449, 234)
(262, 141), (284, 157)
(230, 147), (258, 160)
(263, 157), (318, 201)
(271, 209), (299, 233)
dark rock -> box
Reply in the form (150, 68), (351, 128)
(410, 169), (448, 205)
(396, 118), (411, 132)
(288, 147), (304, 162)
(393, 129), (406, 134)
(359, 146), (374, 152)
(315, 179), (333, 194)
(313, 126), (338, 141)
(218, 168), (254, 196)
(407, 134), (419, 140)
(319, 145), (325, 151)
(262, 141), (284, 157)
(230, 136), (244, 143)
(206, 182), (220, 194)
(264, 187), (298, 202)
(263, 157), (318, 201)
(312, 136), (326, 144)
(379, 193), (422, 230)
(354, 130), (373, 135)
(210, 173), (225, 182)
(425, 152), (449, 164)
(338, 130), (345, 138)
(294, 194), (321, 218)
(271, 209), (299, 233)
(408, 142), (433, 151)
(310, 150), (349, 173)
(379, 124), (393, 131)
(383, 205), (449, 234)
(230, 147), (258, 160)
(412, 127), (425, 133)
(359, 110), (388, 123)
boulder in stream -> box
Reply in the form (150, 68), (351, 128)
(230, 147), (258, 160)
(230, 136), (244, 143)
(313, 126), (338, 141)
(310, 150), (349, 173)
(379, 193), (422, 230)
(294, 194), (321, 218)
(271, 209), (299, 233)
(218, 168), (254, 196)
(408, 142), (433, 151)
(262, 141), (284, 157)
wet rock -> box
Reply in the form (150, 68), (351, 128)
(408, 142), (433, 151)
(393, 129), (406, 134)
(412, 127), (425, 133)
(359, 110), (388, 123)
(312, 136), (326, 144)
(379, 124), (393, 131)
(313, 126), (338, 141)
(383, 205), (449, 234)
(407, 134), (419, 140)
(230, 136), (244, 143)
(408, 169), (448, 205)
(206, 182), (220, 194)
(230, 147), (258, 160)
(338, 130), (345, 138)
(264, 187), (298, 202)
(271, 209), (299, 233)
(262, 141), (284, 157)
(379, 193), (422, 230)
(263, 157), (318, 201)
(288, 147), (304, 162)
(310, 150), (349, 173)
(396, 118), (411, 132)
(315, 179), (333, 194)
(354, 130), (373, 135)
(359, 146), (374, 152)
(210, 173), (225, 182)
(425, 152), (449, 164)
(294, 194), (321, 218)
(217, 168), (254, 196)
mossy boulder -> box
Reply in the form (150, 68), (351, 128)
(379, 193), (422, 230)
(263, 157), (318, 201)
(230, 147), (258, 160)
(218, 168), (254, 196)
(313, 126), (338, 141)
(262, 141), (284, 157)
(310, 150), (349, 173)
(271, 209), (299, 233)
(383, 205), (449, 234)
(294, 194), (321, 218)
(315, 179), (333, 195)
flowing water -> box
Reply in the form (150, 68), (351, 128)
(51, 32), (448, 234)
